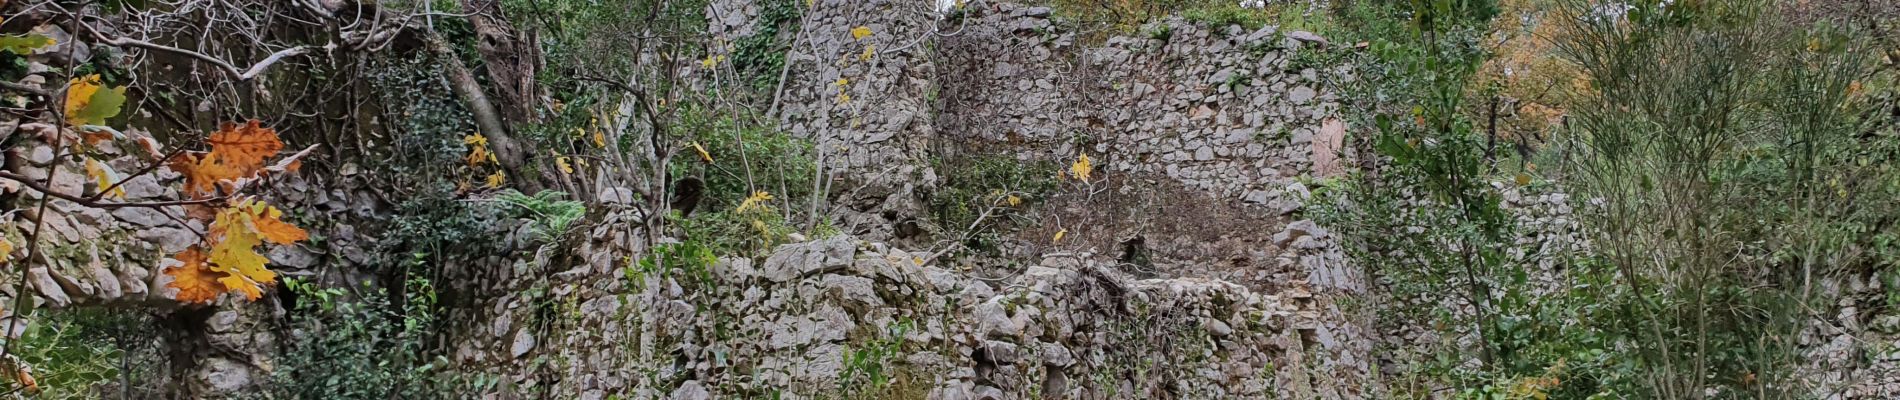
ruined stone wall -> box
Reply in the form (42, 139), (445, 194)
(8, 0), (1893, 398)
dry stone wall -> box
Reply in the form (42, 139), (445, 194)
(451, 215), (1368, 399)
(935, 3), (1350, 214)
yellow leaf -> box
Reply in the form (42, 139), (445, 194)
(485, 170), (506, 188)
(593, 129), (608, 148)
(835, 78), (849, 86)
(557, 156), (574, 175)
(1053, 228), (1067, 243)
(63, 75), (126, 127)
(1005, 194), (1022, 207)
(465, 133), (494, 166)
(836, 93), (851, 104)
(1514, 173), (1531, 186)
(1069, 152), (1093, 182)
(851, 26), (873, 40)
(0, 237), (13, 263)
(736, 191), (775, 213)
(84, 158), (126, 199)
(690, 141), (713, 163)
(196, 200), (301, 301)
(165, 247), (225, 304)
(860, 44), (876, 61)
(467, 145), (492, 167)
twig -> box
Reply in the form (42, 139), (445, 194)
(89, 147), (188, 202)
(85, 33), (307, 81)
(925, 190), (1025, 262)
(0, 171), (226, 209)
(0, 81), (48, 96)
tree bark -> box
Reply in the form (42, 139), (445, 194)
(427, 34), (531, 185)
(459, 0), (544, 124)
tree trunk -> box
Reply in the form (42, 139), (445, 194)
(459, 0), (544, 125)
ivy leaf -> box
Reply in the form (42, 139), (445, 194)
(63, 75), (127, 127)
(0, 34), (54, 55)
(83, 158), (126, 199)
(164, 247), (225, 304)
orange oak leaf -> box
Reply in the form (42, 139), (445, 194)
(165, 247), (226, 304)
(205, 120), (283, 173)
(244, 200), (308, 245)
(167, 152), (240, 197)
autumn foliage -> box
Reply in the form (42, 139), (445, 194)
(157, 121), (310, 304)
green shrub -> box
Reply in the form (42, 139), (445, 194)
(261, 278), (489, 399)
(927, 155), (1057, 254)
(5, 309), (156, 399)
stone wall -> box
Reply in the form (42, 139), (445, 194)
(451, 220), (1366, 399)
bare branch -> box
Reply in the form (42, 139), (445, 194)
(0, 81), (49, 96)
(0, 171), (226, 209)
(85, 33), (308, 81)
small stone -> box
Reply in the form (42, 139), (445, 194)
(137, 227), (199, 253)
(493, 314), (513, 339)
(111, 206), (173, 227)
(266, 245), (319, 269)
(29, 267), (70, 307)
(1288, 86), (1317, 104)
(670, 380), (710, 400)
(197, 357), (254, 392)
(207, 310), (242, 333)
(1286, 31), (1329, 46)
(511, 329), (536, 358)
(28, 146), (54, 165)
(596, 187), (635, 205)
(1203, 318), (1233, 337)
(1041, 343), (1074, 367)
(980, 340), (1020, 365)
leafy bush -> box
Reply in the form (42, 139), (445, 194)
(927, 155), (1057, 254)
(1321, 0), (1900, 397)
(261, 278), (489, 399)
(5, 309), (157, 399)
(495, 189), (588, 243)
